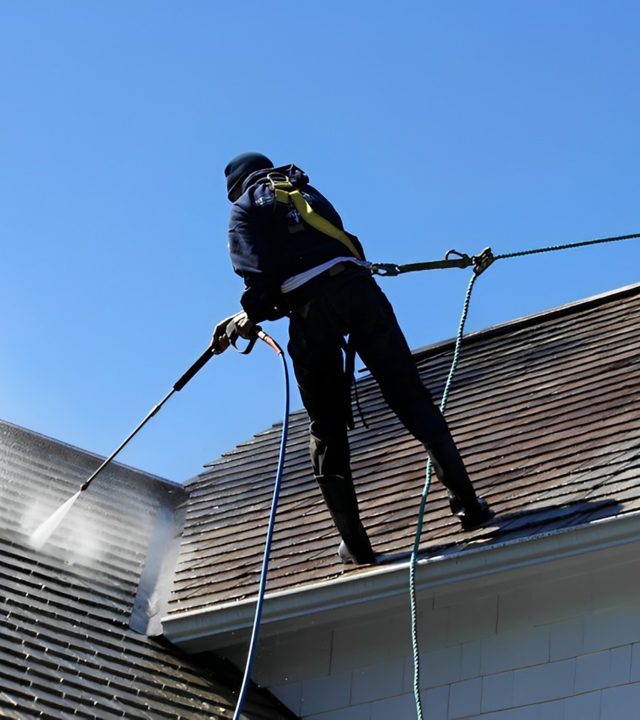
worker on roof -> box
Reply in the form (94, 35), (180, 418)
(213, 152), (494, 564)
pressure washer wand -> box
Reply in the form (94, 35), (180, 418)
(30, 329), (275, 551)
(79, 344), (218, 493)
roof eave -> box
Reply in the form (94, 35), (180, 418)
(162, 510), (640, 652)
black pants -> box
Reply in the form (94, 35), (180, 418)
(287, 266), (478, 507)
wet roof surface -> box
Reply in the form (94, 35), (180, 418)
(167, 283), (640, 617)
(0, 422), (295, 719)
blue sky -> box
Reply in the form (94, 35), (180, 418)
(1, 1), (638, 483)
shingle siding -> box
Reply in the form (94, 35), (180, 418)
(224, 545), (640, 719)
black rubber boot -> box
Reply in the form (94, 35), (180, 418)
(428, 434), (478, 509)
(449, 495), (495, 530)
(316, 474), (376, 564)
(427, 430), (495, 529)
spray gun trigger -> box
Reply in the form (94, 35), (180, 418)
(231, 330), (260, 355)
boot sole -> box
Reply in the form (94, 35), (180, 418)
(461, 508), (495, 531)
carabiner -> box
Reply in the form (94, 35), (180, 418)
(472, 247), (495, 275)
(445, 249), (473, 266)
(370, 263), (401, 277)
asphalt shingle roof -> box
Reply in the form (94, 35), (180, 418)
(0, 421), (296, 719)
(167, 283), (640, 616)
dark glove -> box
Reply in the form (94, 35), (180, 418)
(211, 314), (235, 354)
(227, 311), (257, 342)
(210, 311), (256, 354)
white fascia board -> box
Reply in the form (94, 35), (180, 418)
(162, 511), (640, 652)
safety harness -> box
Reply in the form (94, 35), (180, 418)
(266, 172), (368, 429)
(267, 173), (364, 260)
(267, 172), (497, 277)
(263, 172), (499, 429)
(371, 247), (495, 277)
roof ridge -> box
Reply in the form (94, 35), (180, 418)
(0, 418), (179, 489)
(408, 280), (640, 361)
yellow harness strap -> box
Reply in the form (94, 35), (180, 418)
(270, 178), (363, 261)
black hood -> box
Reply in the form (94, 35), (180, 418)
(224, 152), (274, 201)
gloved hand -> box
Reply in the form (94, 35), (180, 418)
(227, 311), (257, 342)
(210, 311), (256, 354)
(211, 314), (234, 354)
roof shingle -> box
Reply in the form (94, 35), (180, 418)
(0, 421), (296, 719)
(167, 283), (640, 617)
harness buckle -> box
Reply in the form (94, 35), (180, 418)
(472, 247), (495, 275)
(266, 172), (291, 190)
(370, 262), (401, 277)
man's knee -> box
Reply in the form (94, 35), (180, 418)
(309, 427), (350, 477)
(380, 372), (435, 416)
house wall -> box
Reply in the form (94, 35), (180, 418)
(221, 546), (640, 719)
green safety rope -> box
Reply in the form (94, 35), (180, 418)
(493, 231), (640, 261)
(407, 230), (640, 719)
(409, 272), (479, 719)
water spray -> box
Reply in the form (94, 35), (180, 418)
(28, 330), (266, 551)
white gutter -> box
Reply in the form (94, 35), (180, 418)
(162, 511), (640, 652)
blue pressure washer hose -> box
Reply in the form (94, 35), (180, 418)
(232, 330), (290, 720)
(31, 319), (290, 717)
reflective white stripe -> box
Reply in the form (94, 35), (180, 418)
(280, 257), (371, 294)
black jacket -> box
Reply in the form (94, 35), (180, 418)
(227, 164), (365, 322)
